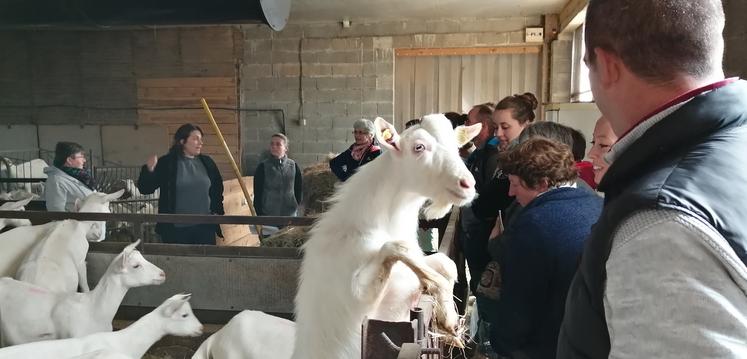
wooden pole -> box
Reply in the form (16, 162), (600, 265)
(200, 98), (262, 238)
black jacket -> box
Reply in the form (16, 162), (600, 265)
(137, 152), (224, 237)
(558, 80), (747, 358)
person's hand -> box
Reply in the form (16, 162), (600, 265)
(489, 213), (504, 240)
(146, 155), (158, 172)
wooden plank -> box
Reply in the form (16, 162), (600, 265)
(395, 46), (541, 57)
(559, 0), (588, 33)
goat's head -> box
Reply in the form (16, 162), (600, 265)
(113, 239), (166, 287)
(374, 115), (481, 219)
(158, 293), (204, 337)
(74, 189), (125, 241)
(0, 197), (33, 211)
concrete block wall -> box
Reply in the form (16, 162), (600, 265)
(239, 16), (542, 171)
(0, 17), (542, 172)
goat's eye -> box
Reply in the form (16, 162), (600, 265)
(414, 143), (426, 153)
(133, 264), (141, 269)
(181, 313), (189, 318)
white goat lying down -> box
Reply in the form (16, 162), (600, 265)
(192, 310), (295, 359)
(0, 198), (33, 231)
(12, 190), (124, 293)
(291, 115), (480, 359)
(0, 293), (202, 359)
(192, 254), (458, 359)
(0, 240), (165, 346)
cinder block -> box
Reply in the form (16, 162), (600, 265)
(346, 77), (363, 90)
(376, 76), (394, 89)
(274, 24), (305, 39)
(475, 32), (509, 46)
(317, 103), (348, 116)
(460, 17), (528, 33)
(332, 141), (350, 153)
(362, 89), (393, 103)
(360, 103), (377, 116)
(392, 35), (414, 48)
(373, 49), (394, 63)
(303, 64), (333, 77)
(273, 38), (302, 52)
(303, 141), (333, 153)
(315, 77), (348, 90)
(508, 31), (525, 44)
(330, 38), (362, 50)
(426, 19), (461, 34)
(271, 50), (300, 63)
(242, 64), (273, 78)
(274, 63), (301, 77)
(332, 64), (362, 76)
(242, 25), (273, 40)
(316, 51), (361, 64)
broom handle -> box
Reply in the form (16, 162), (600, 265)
(200, 98), (262, 238)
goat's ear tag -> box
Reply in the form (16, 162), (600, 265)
(374, 117), (401, 153)
(455, 123), (482, 147)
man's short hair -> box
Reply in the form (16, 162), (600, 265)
(585, 0), (725, 84)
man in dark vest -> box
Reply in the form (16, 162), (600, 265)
(558, 0), (747, 358)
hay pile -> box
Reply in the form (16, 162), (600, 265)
(261, 225), (313, 248)
(300, 158), (338, 216)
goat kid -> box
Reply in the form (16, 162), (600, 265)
(192, 310), (295, 359)
(0, 293), (202, 359)
(0, 240), (165, 346)
(14, 190), (125, 293)
(291, 114), (480, 359)
(0, 198), (33, 231)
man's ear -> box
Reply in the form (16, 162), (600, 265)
(593, 48), (621, 89)
(374, 117), (401, 154)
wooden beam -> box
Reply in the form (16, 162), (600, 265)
(559, 0), (588, 33)
(395, 45), (541, 57)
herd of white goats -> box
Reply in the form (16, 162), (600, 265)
(0, 115), (481, 358)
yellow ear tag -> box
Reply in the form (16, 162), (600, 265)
(382, 128), (393, 142)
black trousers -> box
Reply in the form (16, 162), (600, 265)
(160, 224), (216, 245)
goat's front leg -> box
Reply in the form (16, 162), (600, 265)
(77, 260), (90, 292)
(352, 242), (460, 339)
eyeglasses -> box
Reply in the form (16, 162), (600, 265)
(352, 130), (369, 135)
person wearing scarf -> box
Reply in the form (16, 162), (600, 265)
(329, 118), (381, 182)
(44, 141), (97, 212)
(44, 141), (107, 241)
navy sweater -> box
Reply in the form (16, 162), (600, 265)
(490, 187), (602, 359)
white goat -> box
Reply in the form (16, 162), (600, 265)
(14, 190), (125, 293)
(291, 115), (480, 359)
(0, 158), (48, 195)
(192, 311), (295, 359)
(0, 198), (33, 231)
(70, 350), (134, 359)
(0, 293), (203, 359)
(0, 240), (165, 346)
(193, 254), (457, 359)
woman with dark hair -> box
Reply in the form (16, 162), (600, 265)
(45, 141), (95, 212)
(488, 138), (602, 359)
(493, 92), (538, 151)
(137, 123), (224, 245)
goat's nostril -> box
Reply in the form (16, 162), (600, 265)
(459, 178), (474, 189)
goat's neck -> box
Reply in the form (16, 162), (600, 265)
(336, 163), (426, 234)
(87, 268), (127, 322)
(109, 311), (165, 358)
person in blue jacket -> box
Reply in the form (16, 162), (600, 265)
(489, 137), (602, 359)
